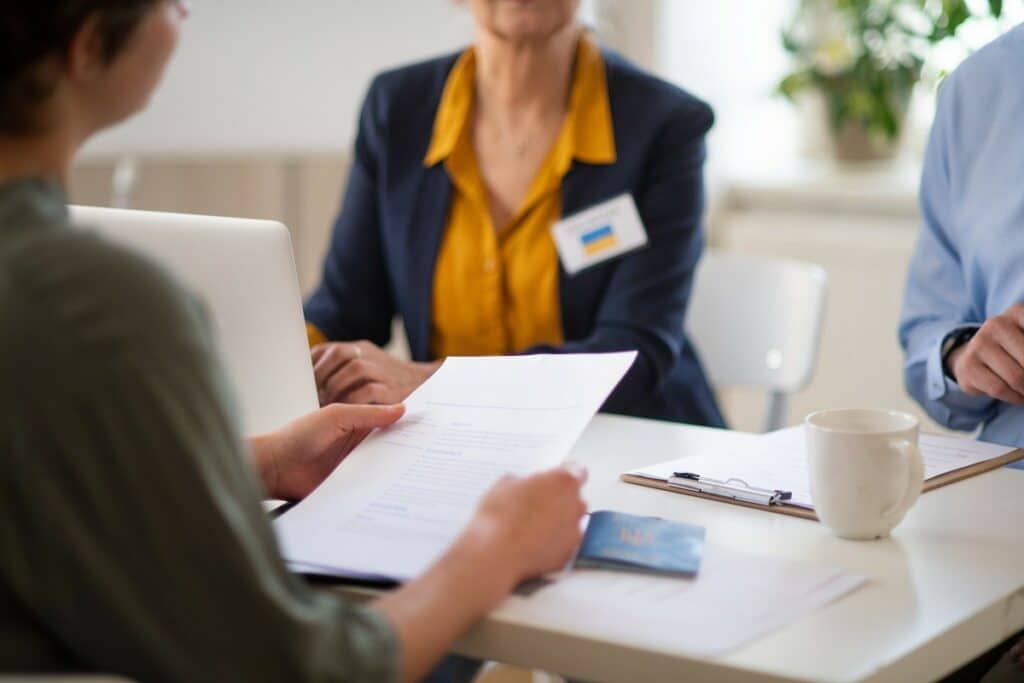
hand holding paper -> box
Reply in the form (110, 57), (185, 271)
(252, 403), (405, 500)
(275, 352), (636, 581)
(466, 464), (589, 588)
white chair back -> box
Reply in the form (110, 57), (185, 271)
(685, 250), (827, 432)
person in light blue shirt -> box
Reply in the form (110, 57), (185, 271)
(903, 28), (1024, 681)
(901, 23), (1024, 474)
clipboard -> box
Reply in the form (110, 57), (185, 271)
(621, 472), (820, 520)
(621, 445), (1024, 522)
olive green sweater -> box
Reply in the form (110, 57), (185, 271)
(0, 178), (396, 682)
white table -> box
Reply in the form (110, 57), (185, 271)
(338, 414), (1024, 682)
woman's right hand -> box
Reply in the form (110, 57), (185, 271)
(371, 465), (588, 682)
(457, 465), (589, 595)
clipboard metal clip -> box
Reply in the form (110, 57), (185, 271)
(668, 472), (793, 507)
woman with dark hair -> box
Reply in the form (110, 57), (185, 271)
(305, 0), (725, 428)
(0, 2), (587, 681)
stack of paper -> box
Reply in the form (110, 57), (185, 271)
(274, 352), (636, 581)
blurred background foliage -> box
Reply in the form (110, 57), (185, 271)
(777, 0), (1004, 144)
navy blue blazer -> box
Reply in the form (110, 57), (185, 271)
(305, 48), (726, 427)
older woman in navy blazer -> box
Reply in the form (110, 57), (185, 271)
(305, 2), (724, 427)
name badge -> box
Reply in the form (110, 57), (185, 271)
(551, 194), (648, 275)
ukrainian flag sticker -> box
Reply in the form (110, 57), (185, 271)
(581, 224), (619, 256)
(551, 194), (649, 275)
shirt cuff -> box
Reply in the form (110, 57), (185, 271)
(351, 605), (401, 683)
(925, 324), (990, 412)
(306, 322), (328, 348)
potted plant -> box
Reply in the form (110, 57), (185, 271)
(778, 0), (1003, 162)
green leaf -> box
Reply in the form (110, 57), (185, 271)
(781, 27), (800, 54)
(846, 87), (876, 118)
(989, 0), (1003, 17)
(777, 71), (812, 100)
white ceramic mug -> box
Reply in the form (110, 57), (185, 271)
(805, 409), (924, 540)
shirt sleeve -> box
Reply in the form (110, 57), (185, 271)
(0, 235), (398, 682)
(307, 321), (328, 347)
(899, 71), (997, 431)
(303, 76), (396, 347)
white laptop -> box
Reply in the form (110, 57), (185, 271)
(69, 206), (320, 436)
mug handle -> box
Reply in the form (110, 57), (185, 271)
(882, 440), (925, 525)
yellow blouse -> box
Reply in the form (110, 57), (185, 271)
(423, 36), (616, 357)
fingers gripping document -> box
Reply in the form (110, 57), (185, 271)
(274, 352), (636, 582)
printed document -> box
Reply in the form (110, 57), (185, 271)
(275, 352), (636, 581)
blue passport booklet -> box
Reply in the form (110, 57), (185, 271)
(575, 510), (705, 577)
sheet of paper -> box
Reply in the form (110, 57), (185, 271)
(275, 352), (636, 581)
(917, 431), (1017, 474)
(627, 430), (816, 508)
(497, 543), (867, 657)
(628, 426), (1018, 510)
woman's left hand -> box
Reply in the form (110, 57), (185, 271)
(1011, 637), (1024, 671)
(251, 403), (405, 500)
(311, 340), (441, 406)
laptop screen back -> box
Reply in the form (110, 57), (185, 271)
(70, 205), (319, 435)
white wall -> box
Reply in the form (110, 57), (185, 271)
(654, 0), (794, 180)
(82, 0), (1024, 160)
(83, 1), (476, 157)
(79, 0), (796, 163)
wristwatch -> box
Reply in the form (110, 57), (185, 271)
(941, 327), (979, 380)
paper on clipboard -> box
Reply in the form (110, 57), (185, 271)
(625, 425), (1021, 512)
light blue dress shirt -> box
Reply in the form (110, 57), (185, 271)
(900, 24), (1024, 466)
